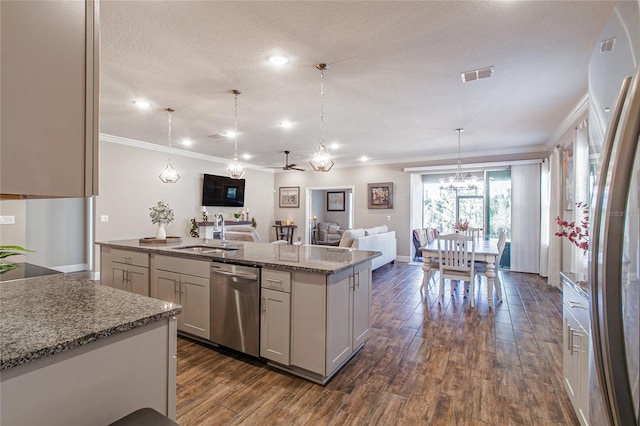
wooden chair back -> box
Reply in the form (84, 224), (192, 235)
(437, 233), (476, 282)
(463, 227), (482, 240)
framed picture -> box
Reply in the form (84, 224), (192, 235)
(562, 144), (574, 211)
(327, 191), (345, 211)
(279, 186), (300, 208)
(368, 182), (393, 209)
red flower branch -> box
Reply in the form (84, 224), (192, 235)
(555, 201), (589, 253)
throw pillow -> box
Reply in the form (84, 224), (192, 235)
(339, 229), (365, 247)
(328, 225), (340, 234)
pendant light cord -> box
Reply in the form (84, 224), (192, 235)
(320, 67), (325, 148)
(166, 108), (174, 162)
(234, 91), (239, 156)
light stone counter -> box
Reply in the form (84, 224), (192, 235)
(0, 274), (182, 370)
(97, 237), (381, 274)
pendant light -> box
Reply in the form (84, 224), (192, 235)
(439, 128), (477, 191)
(309, 63), (334, 172)
(226, 89), (245, 179)
(159, 107), (180, 183)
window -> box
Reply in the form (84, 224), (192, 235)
(422, 170), (511, 240)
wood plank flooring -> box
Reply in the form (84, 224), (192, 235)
(176, 263), (579, 425)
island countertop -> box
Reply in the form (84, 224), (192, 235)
(0, 275), (182, 371)
(97, 238), (381, 274)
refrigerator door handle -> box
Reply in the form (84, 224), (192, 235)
(592, 67), (640, 426)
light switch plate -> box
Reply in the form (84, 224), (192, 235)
(0, 216), (16, 225)
(100, 215), (109, 223)
(386, 215), (391, 222)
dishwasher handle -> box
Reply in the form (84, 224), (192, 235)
(211, 267), (258, 281)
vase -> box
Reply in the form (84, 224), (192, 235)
(156, 223), (167, 240)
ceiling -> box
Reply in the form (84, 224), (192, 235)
(99, 1), (614, 171)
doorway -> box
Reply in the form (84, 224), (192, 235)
(305, 186), (355, 244)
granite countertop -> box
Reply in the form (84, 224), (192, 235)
(97, 238), (381, 274)
(0, 275), (182, 371)
(560, 271), (589, 300)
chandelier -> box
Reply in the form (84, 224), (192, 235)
(226, 89), (245, 179)
(440, 128), (477, 191)
(309, 63), (334, 172)
(159, 107), (180, 183)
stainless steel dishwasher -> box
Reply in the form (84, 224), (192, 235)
(210, 262), (260, 357)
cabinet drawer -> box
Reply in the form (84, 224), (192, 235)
(153, 254), (210, 278)
(106, 248), (149, 268)
(262, 268), (291, 292)
(563, 282), (589, 331)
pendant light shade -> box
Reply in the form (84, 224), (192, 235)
(159, 107), (180, 183)
(227, 89), (245, 179)
(310, 63), (334, 172)
(439, 128), (477, 191)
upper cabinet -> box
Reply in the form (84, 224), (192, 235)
(0, 0), (99, 198)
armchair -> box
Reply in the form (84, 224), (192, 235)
(316, 222), (343, 244)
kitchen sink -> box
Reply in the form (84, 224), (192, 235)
(173, 245), (239, 253)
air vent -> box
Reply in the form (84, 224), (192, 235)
(600, 37), (616, 53)
(461, 66), (495, 83)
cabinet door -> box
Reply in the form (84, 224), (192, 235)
(180, 275), (210, 340)
(352, 261), (372, 348)
(291, 272), (327, 375)
(260, 288), (291, 365)
(563, 310), (581, 409)
(577, 325), (590, 426)
(152, 269), (181, 306)
(326, 268), (353, 375)
(126, 265), (149, 296)
(0, 0), (98, 197)
(110, 264), (128, 292)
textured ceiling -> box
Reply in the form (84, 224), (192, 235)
(99, 1), (614, 170)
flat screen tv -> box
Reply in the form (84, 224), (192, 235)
(202, 174), (245, 207)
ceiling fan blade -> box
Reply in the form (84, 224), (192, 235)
(290, 167), (305, 171)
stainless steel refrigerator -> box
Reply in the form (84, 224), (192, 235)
(588, 1), (640, 425)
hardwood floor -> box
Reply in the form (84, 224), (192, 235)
(176, 262), (579, 425)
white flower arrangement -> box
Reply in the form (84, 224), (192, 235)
(149, 200), (175, 225)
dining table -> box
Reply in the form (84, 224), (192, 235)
(420, 237), (501, 307)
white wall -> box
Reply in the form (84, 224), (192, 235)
(95, 140), (276, 270)
(274, 165), (411, 259)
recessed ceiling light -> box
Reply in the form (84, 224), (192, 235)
(181, 139), (192, 146)
(268, 55), (289, 66)
(280, 121), (293, 129)
(360, 156), (368, 162)
(225, 131), (237, 138)
(242, 153), (251, 160)
(330, 142), (339, 150)
(132, 100), (152, 109)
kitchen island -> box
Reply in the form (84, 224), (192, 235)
(98, 238), (381, 384)
(0, 274), (182, 425)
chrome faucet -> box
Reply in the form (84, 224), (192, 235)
(215, 213), (227, 246)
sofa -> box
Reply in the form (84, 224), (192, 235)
(224, 226), (260, 242)
(316, 222), (343, 244)
(338, 225), (397, 270)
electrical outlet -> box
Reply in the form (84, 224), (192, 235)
(100, 215), (109, 223)
(0, 216), (15, 225)
(386, 215), (391, 222)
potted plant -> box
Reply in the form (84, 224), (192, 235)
(0, 245), (34, 274)
(149, 200), (175, 239)
(233, 212), (241, 222)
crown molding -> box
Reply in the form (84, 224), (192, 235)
(99, 133), (271, 172)
(546, 93), (589, 149)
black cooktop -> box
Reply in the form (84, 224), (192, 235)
(0, 263), (63, 282)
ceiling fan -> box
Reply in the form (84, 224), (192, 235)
(266, 150), (305, 171)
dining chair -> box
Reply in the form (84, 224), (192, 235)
(437, 233), (477, 307)
(474, 229), (506, 302)
(463, 226), (482, 240)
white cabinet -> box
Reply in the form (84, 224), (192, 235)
(352, 261), (372, 348)
(101, 248), (149, 296)
(260, 268), (292, 365)
(151, 255), (210, 340)
(290, 261), (372, 383)
(0, 0), (99, 197)
(562, 279), (590, 426)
